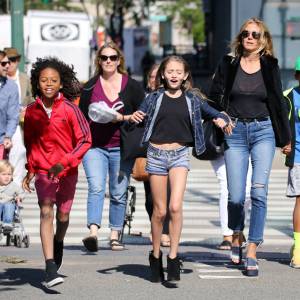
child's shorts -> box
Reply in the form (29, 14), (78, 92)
(146, 144), (190, 175)
(35, 173), (78, 213)
(287, 164), (300, 197)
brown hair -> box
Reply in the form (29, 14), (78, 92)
(231, 17), (274, 57)
(154, 55), (206, 98)
(155, 56), (193, 91)
(94, 42), (127, 76)
(0, 51), (6, 60)
(147, 63), (160, 90)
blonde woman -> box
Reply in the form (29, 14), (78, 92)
(210, 18), (291, 276)
(79, 42), (144, 252)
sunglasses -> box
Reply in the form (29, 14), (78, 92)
(0, 61), (11, 67)
(241, 30), (261, 40)
(99, 55), (119, 62)
(9, 56), (19, 63)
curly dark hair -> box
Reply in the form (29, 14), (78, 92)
(31, 57), (81, 100)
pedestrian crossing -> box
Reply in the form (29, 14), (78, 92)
(16, 166), (293, 246)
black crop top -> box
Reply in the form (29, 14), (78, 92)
(228, 65), (269, 118)
(150, 92), (194, 144)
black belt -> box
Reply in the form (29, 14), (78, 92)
(230, 117), (269, 123)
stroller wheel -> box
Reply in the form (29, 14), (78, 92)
(24, 235), (30, 248)
(6, 234), (11, 246)
(15, 235), (22, 248)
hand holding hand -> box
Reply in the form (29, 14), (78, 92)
(22, 172), (35, 193)
(282, 142), (291, 155)
(213, 118), (227, 129)
(129, 111), (146, 124)
(48, 163), (64, 180)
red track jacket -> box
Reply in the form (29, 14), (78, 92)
(24, 93), (91, 177)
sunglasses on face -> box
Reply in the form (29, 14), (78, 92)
(241, 30), (261, 40)
(99, 55), (119, 62)
(9, 56), (19, 63)
(0, 61), (11, 67)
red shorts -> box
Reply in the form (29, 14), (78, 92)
(35, 173), (78, 213)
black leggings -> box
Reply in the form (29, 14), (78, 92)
(144, 180), (170, 235)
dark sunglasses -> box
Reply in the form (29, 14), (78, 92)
(0, 61), (11, 67)
(241, 30), (261, 40)
(9, 56), (19, 63)
(99, 55), (119, 62)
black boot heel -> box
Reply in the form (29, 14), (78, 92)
(167, 255), (180, 282)
(149, 251), (164, 282)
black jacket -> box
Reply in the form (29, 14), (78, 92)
(209, 54), (291, 148)
(79, 75), (145, 160)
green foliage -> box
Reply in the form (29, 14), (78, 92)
(24, 0), (83, 12)
(161, 0), (205, 43)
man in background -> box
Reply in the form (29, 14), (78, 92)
(0, 50), (19, 160)
(4, 47), (32, 185)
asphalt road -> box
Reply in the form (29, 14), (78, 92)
(0, 242), (298, 300)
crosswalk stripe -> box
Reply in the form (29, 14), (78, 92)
(4, 167), (293, 246)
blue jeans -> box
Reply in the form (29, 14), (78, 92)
(0, 202), (15, 224)
(224, 118), (275, 244)
(82, 147), (133, 231)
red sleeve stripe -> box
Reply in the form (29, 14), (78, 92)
(65, 101), (90, 155)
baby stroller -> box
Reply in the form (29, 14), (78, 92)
(120, 185), (136, 241)
(0, 204), (30, 248)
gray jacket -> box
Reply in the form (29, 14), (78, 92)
(0, 77), (20, 143)
(0, 181), (24, 204)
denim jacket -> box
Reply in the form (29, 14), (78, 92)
(139, 88), (229, 156)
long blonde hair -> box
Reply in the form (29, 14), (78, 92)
(94, 42), (127, 76)
(231, 18), (274, 57)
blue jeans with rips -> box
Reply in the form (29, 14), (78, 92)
(82, 147), (134, 231)
(224, 118), (275, 244)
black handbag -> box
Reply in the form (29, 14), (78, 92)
(121, 122), (147, 160)
(192, 120), (224, 160)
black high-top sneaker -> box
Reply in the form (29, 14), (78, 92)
(54, 236), (64, 272)
(149, 250), (164, 282)
(44, 259), (64, 288)
(167, 255), (180, 282)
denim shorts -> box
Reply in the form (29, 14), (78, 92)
(146, 144), (190, 175)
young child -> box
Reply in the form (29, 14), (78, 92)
(283, 56), (300, 268)
(0, 160), (24, 232)
(22, 57), (91, 288)
(131, 55), (231, 283)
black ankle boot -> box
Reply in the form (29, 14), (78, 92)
(149, 251), (164, 282)
(167, 255), (180, 281)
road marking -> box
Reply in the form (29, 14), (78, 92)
(198, 275), (250, 279)
(197, 269), (239, 273)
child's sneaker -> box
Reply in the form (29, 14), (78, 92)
(290, 246), (300, 268)
(54, 236), (64, 272)
(44, 259), (64, 288)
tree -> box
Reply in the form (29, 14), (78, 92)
(161, 0), (205, 43)
(24, 0), (82, 13)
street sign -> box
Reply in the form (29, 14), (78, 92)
(286, 18), (300, 40)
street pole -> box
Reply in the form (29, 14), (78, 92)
(11, 0), (25, 72)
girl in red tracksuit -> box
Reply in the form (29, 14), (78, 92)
(22, 57), (91, 288)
